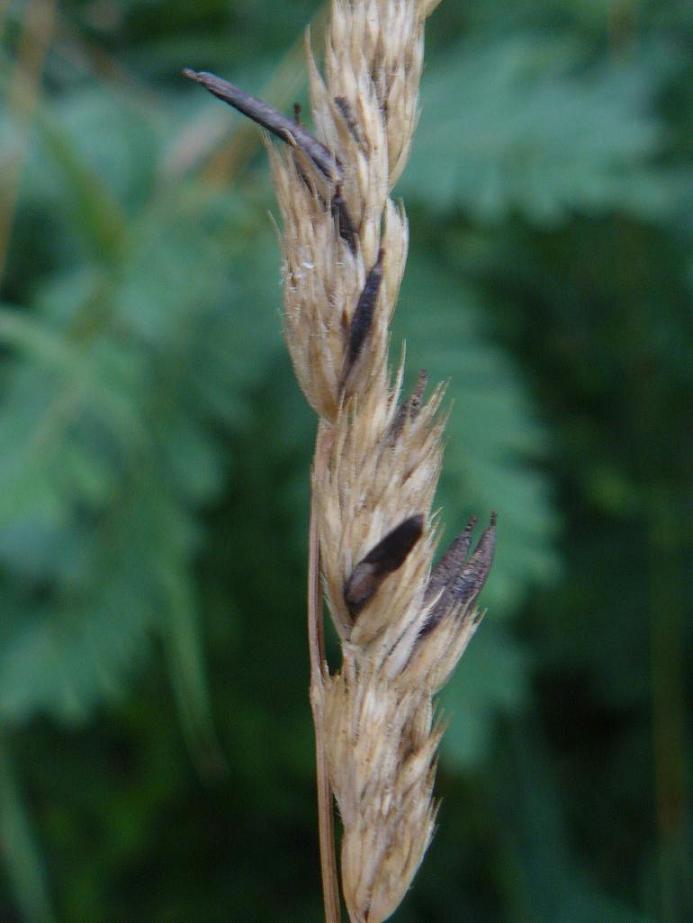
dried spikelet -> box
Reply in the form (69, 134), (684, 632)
(186, 1), (495, 920)
(324, 661), (441, 923)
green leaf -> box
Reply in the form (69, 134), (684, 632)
(161, 570), (225, 776)
(0, 735), (55, 923)
(496, 721), (658, 923)
(0, 154), (281, 722)
(404, 34), (679, 224)
(442, 623), (531, 769)
(34, 113), (129, 263)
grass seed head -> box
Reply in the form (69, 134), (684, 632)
(275, 2), (495, 919)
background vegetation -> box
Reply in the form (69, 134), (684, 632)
(0, 0), (691, 920)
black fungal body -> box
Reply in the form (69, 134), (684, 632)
(345, 249), (384, 375)
(183, 68), (342, 182)
(332, 187), (358, 254)
(344, 514), (424, 617)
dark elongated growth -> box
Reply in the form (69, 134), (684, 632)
(344, 514), (424, 616)
(344, 249), (385, 378)
(182, 68), (342, 182)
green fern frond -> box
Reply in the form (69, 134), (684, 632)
(403, 34), (679, 224)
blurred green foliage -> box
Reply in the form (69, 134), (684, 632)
(0, 0), (691, 921)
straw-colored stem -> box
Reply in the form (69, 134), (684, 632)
(308, 422), (340, 923)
